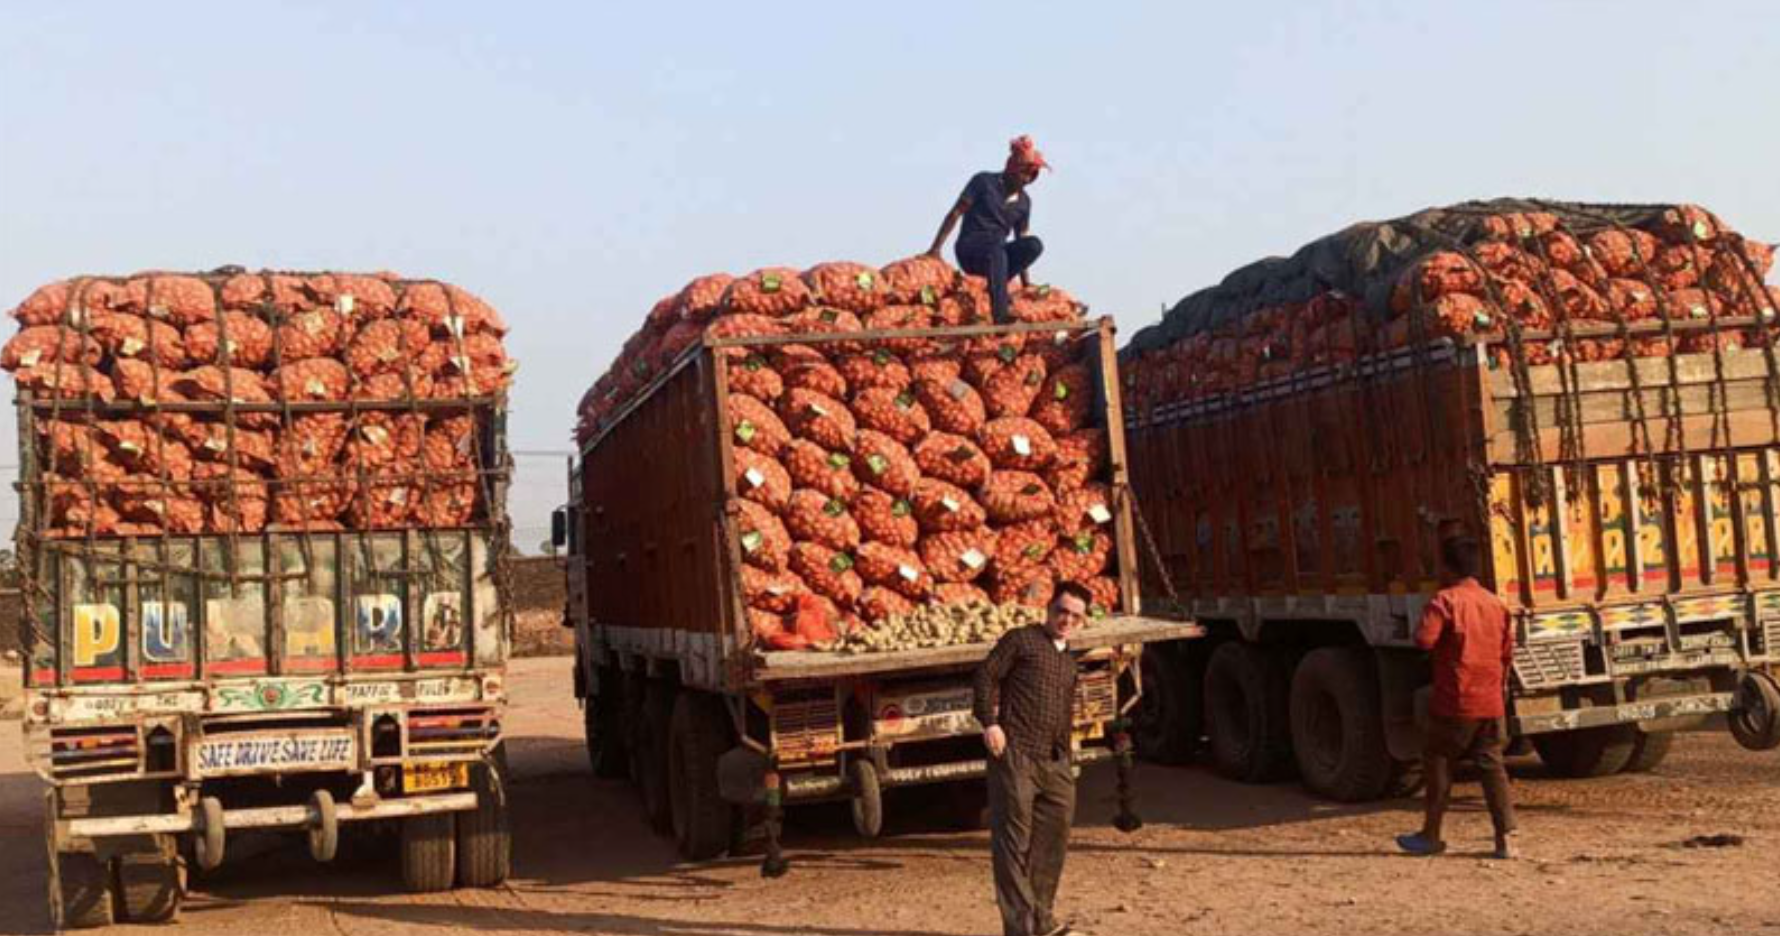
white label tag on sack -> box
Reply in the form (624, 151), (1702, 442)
(1088, 503), (1113, 525)
(1012, 435), (1032, 457)
(948, 380), (971, 401)
(810, 402), (829, 417)
(121, 338), (144, 357)
(767, 583), (790, 597)
(941, 496), (961, 513)
(19, 349), (40, 368)
(898, 564), (920, 583)
(961, 549), (987, 570)
(337, 294), (356, 316)
(744, 468), (766, 489)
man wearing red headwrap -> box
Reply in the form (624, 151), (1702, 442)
(927, 136), (1051, 324)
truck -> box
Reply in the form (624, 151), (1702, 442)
(1119, 200), (1780, 800)
(10, 270), (515, 928)
(557, 302), (1198, 865)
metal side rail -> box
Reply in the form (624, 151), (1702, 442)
(63, 791), (477, 839)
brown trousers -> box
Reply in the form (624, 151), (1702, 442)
(1423, 715), (1516, 842)
(987, 747), (1076, 936)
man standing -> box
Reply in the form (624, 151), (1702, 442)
(973, 582), (1089, 936)
(927, 135), (1050, 325)
(1397, 535), (1519, 859)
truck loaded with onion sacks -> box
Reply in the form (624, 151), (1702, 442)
(556, 257), (1197, 867)
(5, 269), (517, 927)
(1120, 200), (1780, 801)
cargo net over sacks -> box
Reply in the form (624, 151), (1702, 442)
(572, 256), (1115, 654)
(1121, 200), (1779, 412)
(3, 270), (515, 539)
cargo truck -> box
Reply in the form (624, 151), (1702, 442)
(1120, 200), (1780, 800)
(10, 271), (515, 928)
(557, 314), (1197, 865)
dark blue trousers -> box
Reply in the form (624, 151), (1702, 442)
(958, 235), (1044, 324)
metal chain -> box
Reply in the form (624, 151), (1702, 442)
(1117, 482), (1180, 608)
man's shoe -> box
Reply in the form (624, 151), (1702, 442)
(1041, 922), (1078, 936)
(1395, 832), (1447, 856)
(1493, 834), (1518, 860)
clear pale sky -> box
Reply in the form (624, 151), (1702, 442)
(3, 1), (1776, 551)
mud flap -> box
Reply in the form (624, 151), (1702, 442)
(717, 746), (769, 805)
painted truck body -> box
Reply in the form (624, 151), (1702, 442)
(558, 319), (1197, 862)
(1125, 327), (1780, 798)
(18, 394), (514, 928)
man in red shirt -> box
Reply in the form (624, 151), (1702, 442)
(1397, 535), (1519, 859)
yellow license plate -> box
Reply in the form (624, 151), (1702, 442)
(402, 762), (469, 794)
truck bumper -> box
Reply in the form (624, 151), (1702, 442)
(1512, 692), (1733, 735)
(63, 790), (477, 839)
(781, 746), (1113, 802)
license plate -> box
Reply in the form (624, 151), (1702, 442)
(403, 762), (469, 794)
(195, 731), (356, 776)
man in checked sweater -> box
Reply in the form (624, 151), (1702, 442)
(973, 582), (1090, 936)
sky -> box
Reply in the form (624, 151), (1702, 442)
(2, 1), (1777, 552)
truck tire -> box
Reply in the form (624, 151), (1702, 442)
(1203, 641), (1294, 783)
(849, 758), (884, 839)
(45, 790), (113, 930)
(1622, 729), (1675, 773)
(638, 681), (676, 834)
(1289, 648), (1393, 802)
(113, 841), (183, 924)
(1729, 670), (1780, 751)
(585, 666), (630, 779)
(456, 755), (512, 887)
(668, 690), (737, 861)
(1132, 643), (1202, 765)
(1532, 725), (1637, 778)
(400, 814), (457, 893)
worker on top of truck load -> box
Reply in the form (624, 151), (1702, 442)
(926, 135), (1050, 325)
(974, 581), (1089, 936)
(1397, 535), (1520, 860)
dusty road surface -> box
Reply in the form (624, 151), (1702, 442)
(5, 656), (1780, 936)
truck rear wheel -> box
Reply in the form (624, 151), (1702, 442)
(1203, 641), (1294, 783)
(637, 682), (676, 834)
(456, 755), (512, 887)
(1289, 648), (1392, 802)
(668, 691), (736, 860)
(585, 666), (630, 779)
(113, 840), (184, 924)
(1532, 725), (1637, 778)
(45, 790), (113, 930)
(1622, 729), (1675, 773)
(1132, 643), (1201, 765)
(400, 814), (457, 893)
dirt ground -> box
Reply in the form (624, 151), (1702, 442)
(4, 656), (1780, 936)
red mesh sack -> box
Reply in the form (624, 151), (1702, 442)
(11, 280), (79, 326)
(277, 414), (349, 481)
(330, 274), (400, 320)
(728, 354), (785, 401)
(645, 294), (680, 332)
(790, 542), (863, 607)
(191, 463), (269, 533)
(723, 267), (811, 318)
(735, 447), (793, 511)
(346, 412), (425, 471)
(706, 314), (787, 354)
(912, 478), (986, 533)
(783, 439), (860, 502)
(113, 476), (206, 534)
(1050, 429), (1105, 496)
(735, 499), (792, 571)
(82, 313), (185, 367)
(16, 363), (115, 401)
(852, 430), (919, 498)
(793, 593), (844, 643)
(1657, 204), (1721, 244)
(1606, 279), (1659, 321)
(397, 282), (507, 336)
(749, 608), (801, 651)
(1008, 284), (1082, 324)
(855, 542), (933, 600)
(273, 359), (350, 402)
(271, 307), (346, 361)
(346, 318), (432, 378)
(355, 370), (435, 402)
(1668, 288), (1725, 322)
(1547, 269), (1608, 320)
(678, 274), (734, 324)
(994, 518), (1058, 572)
(780, 388), (857, 451)
(180, 420), (276, 471)
(990, 566), (1055, 608)
(914, 432), (991, 488)
(854, 489), (919, 549)
(185, 311), (273, 367)
(1680, 330), (1742, 354)
(850, 387), (931, 445)
(346, 467), (419, 529)
(1654, 246), (1708, 291)
(920, 528), (998, 584)
(1, 326), (101, 370)
(138, 275), (217, 327)
(982, 353), (1049, 418)
(908, 354), (964, 385)
(915, 377), (987, 436)
(1479, 211), (1559, 241)
(95, 422), (194, 480)
(1391, 252), (1486, 313)
(786, 307), (868, 354)
(744, 567), (809, 615)
(861, 304), (938, 354)
(953, 276), (993, 324)
(1031, 364), (1092, 435)
(775, 344), (849, 398)
(1052, 529), (1113, 581)
(979, 417), (1058, 472)
(981, 471), (1057, 523)
(879, 255), (956, 305)
(39, 421), (104, 473)
(729, 393), (792, 457)
(859, 586), (916, 624)
(934, 582), (991, 606)
(273, 476), (353, 529)
(836, 350), (911, 393)
(1056, 482), (1116, 538)
(1586, 229), (1662, 277)
(784, 489), (862, 552)
(803, 262), (884, 315)
(1072, 575), (1122, 616)
(44, 476), (122, 537)
(173, 365), (271, 407)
